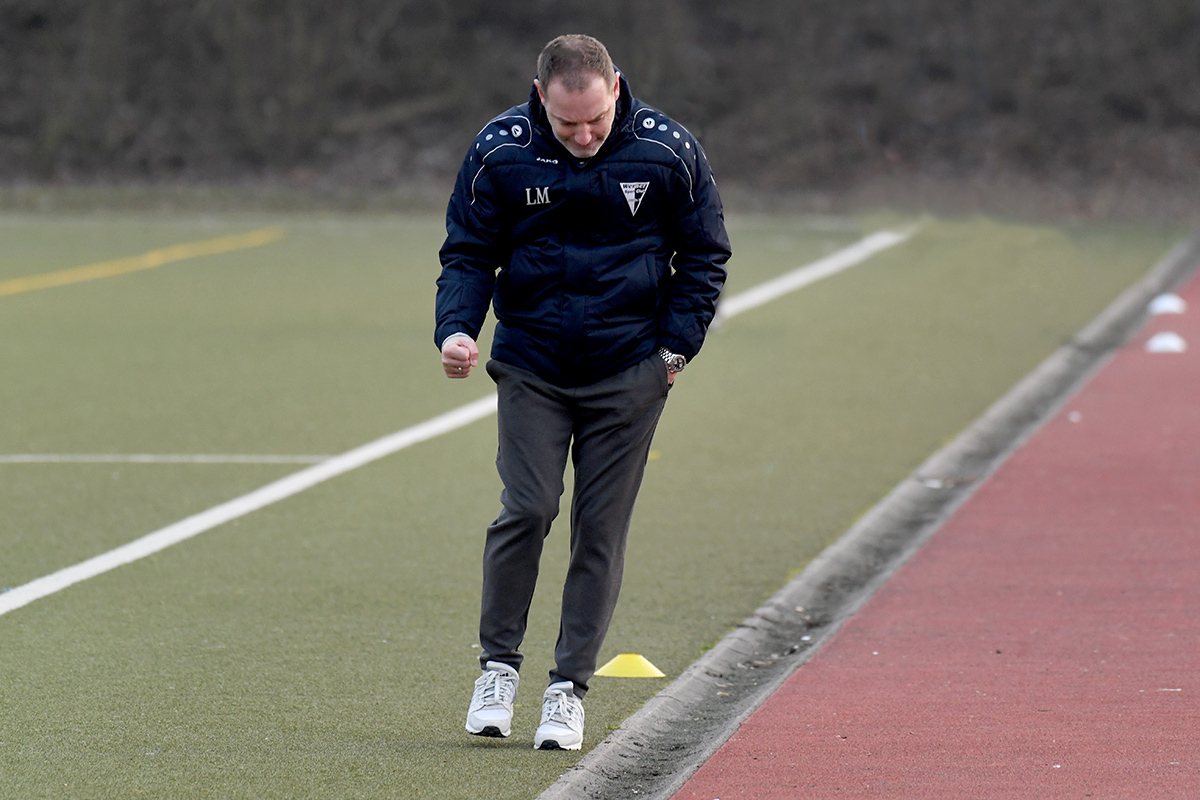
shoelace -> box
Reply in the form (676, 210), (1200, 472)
(475, 670), (516, 707)
(541, 688), (583, 727)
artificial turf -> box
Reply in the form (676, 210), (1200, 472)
(0, 210), (1183, 798)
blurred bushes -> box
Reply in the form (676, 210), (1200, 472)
(1, 0), (1198, 189)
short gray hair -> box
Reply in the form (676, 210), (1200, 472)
(537, 34), (616, 93)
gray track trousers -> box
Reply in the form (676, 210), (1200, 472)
(480, 356), (670, 697)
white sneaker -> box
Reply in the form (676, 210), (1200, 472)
(465, 661), (519, 738)
(533, 681), (584, 750)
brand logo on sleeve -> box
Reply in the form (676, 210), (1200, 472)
(620, 182), (650, 216)
(525, 186), (551, 206)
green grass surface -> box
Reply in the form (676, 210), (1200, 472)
(0, 210), (1183, 798)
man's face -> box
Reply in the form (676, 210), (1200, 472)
(536, 73), (619, 159)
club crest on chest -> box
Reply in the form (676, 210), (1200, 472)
(620, 182), (649, 216)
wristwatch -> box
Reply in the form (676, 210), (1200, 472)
(656, 346), (687, 374)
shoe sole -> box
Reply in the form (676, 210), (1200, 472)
(535, 739), (582, 751)
(466, 724), (509, 738)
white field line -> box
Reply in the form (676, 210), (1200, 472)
(0, 454), (332, 464)
(0, 394), (498, 616)
(0, 227), (913, 616)
(713, 228), (914, 323)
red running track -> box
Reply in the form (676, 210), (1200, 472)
(675, 271), (1200, 799)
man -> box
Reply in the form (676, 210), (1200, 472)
(435, 34), (730, 751)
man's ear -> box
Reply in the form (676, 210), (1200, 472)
(534, 78), (545, 104)
(613, 73), (621, 101)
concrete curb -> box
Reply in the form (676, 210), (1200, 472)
(536, 227), (1200, 800)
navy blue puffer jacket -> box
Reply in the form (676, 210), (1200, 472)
(435, 73), (731, 387)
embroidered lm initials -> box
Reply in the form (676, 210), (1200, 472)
(525, 187), (551, 205)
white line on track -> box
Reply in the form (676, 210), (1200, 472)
(0, 454), (332, 464)
(0, 227), (914, 616)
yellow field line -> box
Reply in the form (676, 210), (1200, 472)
(0, 226), (286, 298)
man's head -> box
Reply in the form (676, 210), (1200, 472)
(535, 35), (619, 159)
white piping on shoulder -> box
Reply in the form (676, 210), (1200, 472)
(469, 114), (534, 205)
(632, 108), (695, 203)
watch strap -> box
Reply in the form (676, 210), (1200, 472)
(656, 346), (687, 373)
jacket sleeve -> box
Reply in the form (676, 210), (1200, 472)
(657, 138), (732, 362)
(434, 149), (507, 350)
